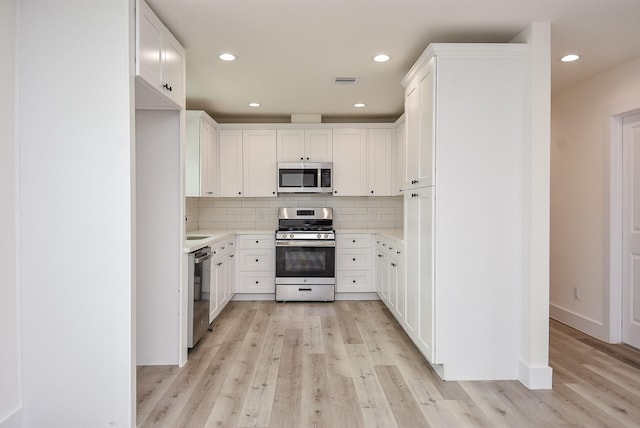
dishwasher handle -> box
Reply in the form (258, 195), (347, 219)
(194, 249), (214, 263)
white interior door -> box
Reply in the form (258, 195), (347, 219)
(622, 111), (640, 348)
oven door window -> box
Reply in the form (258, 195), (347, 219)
(276, 246), (334, 277)
(279, 169), (318, 188)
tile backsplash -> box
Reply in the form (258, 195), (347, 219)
(187, 195), (403, 231)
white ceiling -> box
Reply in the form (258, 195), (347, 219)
(147, 0), (640, 123)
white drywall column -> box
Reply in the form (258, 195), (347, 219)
(0, 1), (21, 427)
(18, 1), (135, 426)
(513, 23), (553, 389)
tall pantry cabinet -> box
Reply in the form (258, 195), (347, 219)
(402, 43), (526, 380)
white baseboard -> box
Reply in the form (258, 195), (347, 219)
(518, 360), (553, 389)
(335, 292), (379, 301)
(549, 303), (609, 342)
(232, 293), (275, 301)
(0, 407), (21, 428)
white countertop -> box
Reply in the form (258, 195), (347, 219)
(185, 228), (403, 252)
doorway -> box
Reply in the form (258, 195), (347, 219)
(622, 112), (640, 348)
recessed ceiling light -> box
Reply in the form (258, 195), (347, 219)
(560, 54), (580, 62)
(219, 53), (236, 61)
(354, 103), (366, 108)
(373, 54), (390, 63)
(248, 102), (261, 107)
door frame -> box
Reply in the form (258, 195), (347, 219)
(608, 104), (640, 343)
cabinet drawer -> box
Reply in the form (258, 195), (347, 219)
(336, 271), (373, 292)
(237, 235), (275, 249)
(237, 249), (274, 271)
(338, 234), (372, 249)
(337, 249), (372, 270)
(237, 272), (275, 293)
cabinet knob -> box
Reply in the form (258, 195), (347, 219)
(255, 280), (259, 284)
(238, 192), (242, 195)
(217, 262), (223, 266)
(300, 157), (304, 160)
(306, 157), (309, 160)
(391, 262), (397, 267)
(256, 240), (259, 243)
(352, 258), (356, 261)
(371, 190), (374, 194)
(272, 191), (276, 195)
(352, 280), (356, 283)
(255, 259), (259, 262)
(378, 254), (383, 257)
(207, 191), (213, 195)
(334, 190), (337, 194)
(352, 240), (356, 243)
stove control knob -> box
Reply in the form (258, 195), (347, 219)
(324, 234), (328, 239)
(289, 234), (294, 239)
(317, 234), (321, 239)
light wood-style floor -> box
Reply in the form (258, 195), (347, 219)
(137, 300), (640, 427)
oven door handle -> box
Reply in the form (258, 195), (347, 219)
(275, 240), (336, 247)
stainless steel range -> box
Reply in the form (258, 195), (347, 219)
(275, 207), (336, 302)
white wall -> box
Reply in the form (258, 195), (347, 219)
(551, 57), (640, 340)
(512, 23), (553, 389)
(0, 1), (21, 427)
(17, 1), (135, 426)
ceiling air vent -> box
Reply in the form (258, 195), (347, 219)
(334, 77), (358, 85)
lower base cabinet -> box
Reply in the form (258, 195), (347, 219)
(209, 236), (236, 323)
(336, 233), (374, 293)
(235, 234), (275, 294)
(375, 235), (404, 325)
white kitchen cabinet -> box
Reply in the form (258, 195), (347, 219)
(332, 129), (367, 196)
(367, 128), (393, 196)
(336, 233), (374, 293)
(218, 130), (243, 197)
(403, 58), (433, 190)
(401, 43), (526, 380)
(186, 111), (218, 197)
(393, 118), (405, 196)
(236, 234), (275, 294)
(135, 0), (185, 108)
(375, 236), (404, 325)
(243, 130), (277, 197)
(208, 236), (236, 323)
(404, 187), (433, 359)
(277, 129), (333, 162)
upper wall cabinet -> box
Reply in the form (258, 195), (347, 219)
(186, 111), (218, 197)
(367, 128), (393, 196)
(276, 129), (333, 162)
(403, 58), (434, 190)
(332, 129), (368, 196)
(135, 0), (186, 109)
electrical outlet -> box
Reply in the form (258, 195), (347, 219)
(573, 286), (580, 300)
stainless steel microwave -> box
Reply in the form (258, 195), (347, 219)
(277, 162), (332, 193)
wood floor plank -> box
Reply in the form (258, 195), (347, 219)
(269, 328), (303, 428)
(334, 302), (364, 345)
(303, 315), (324, 354)
(375, 364), (431, 427)
(345, 344), (398, 428)
(300, 353), (333, 428)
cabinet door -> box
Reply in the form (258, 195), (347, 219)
(136, 0), (162, 90)
(219, 130), (243, 197)
(209, 259), (221, 323)
(417, 61), (434, 187)
(332, 129), (367, 196)
(414, 187), (435, 362)
(243, 130), (277, 197)
(375, 252), (384, 297)
(277, 129), (305, 162)
(201, 120), (218, 196)
(394, 121), (405, 196)
(161, 33), (185, 108)
(185, 114), (202, 197)
(226, 253), (236, 302)
(367, 129), (393, 196)
(404, 82), (419, 189)
(305, 129), (333, 162)
(404, 192), (418, 339)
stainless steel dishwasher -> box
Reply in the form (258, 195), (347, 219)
(187, 246), (213, 348)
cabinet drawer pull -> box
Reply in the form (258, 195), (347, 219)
(299, 288), (312, 292)
(217, 262), (223, 266)
(391, 262), (397, 267)
(378, 254), (383, 257)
